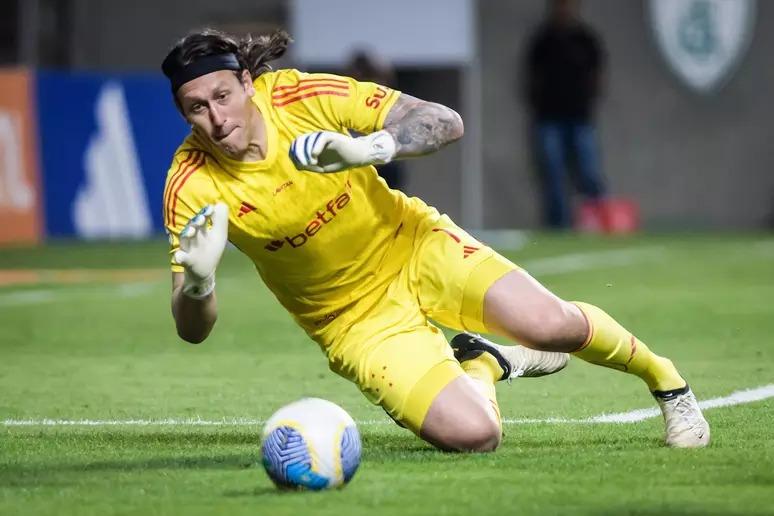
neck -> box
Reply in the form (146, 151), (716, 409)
(235, 105), (269, 162)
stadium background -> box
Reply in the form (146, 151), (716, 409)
(2, 0), (774, 245)
(2, 1), (773, 515)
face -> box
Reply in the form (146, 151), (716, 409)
(177, 69), (256, 158)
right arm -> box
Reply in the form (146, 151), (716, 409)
(171, 272), (217, 344)
(167, 202), (229, 344)
(163, 151), (226, 344)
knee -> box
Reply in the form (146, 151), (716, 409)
(455, 417), (502, 452)
(429, 414), (502, 453)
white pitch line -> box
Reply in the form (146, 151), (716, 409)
(3, 384), (773, 428)
(504, 384), (774, 424)
(0, 289), (57, 307)
(521, 246), (666, 276)
(0, 282), (158, 307)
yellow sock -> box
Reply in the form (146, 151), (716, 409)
(572, 302), (686, 392)
(460, 353), (502, 425)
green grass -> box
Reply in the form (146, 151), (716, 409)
(1, 234), (774, 515)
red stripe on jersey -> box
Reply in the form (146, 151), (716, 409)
(272, 82), (349, 99)
(272, 78), (348, 94)
(272, 90), (349, 107)
(168, 152), (206, 227)
(163, 151), (196, 218)
(164, 151), (201, 226)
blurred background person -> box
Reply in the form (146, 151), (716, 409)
(523, 0), (608, 229)
(346, 49), (406, 191)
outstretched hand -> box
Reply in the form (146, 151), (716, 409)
(289, 130), (396, 173)
(174, 203), (229, 298)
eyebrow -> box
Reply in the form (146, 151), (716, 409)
(182, 81), (233, 104)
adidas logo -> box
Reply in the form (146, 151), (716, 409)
(238, 201), (257, 217)
(431, 228), (480, 259)
(463, 245), (479, 259)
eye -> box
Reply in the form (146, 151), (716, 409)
(189, 103), (205, 115)
(217, 91), (230, 102)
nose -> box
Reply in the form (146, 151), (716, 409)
(209, 103), (226, 128)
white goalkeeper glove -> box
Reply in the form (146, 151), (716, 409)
(173, 203), (229, 299)
(289, 130), (397, 173)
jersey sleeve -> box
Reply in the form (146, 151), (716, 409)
(162, 150), (217, 272)
(270, 70), (401, 134)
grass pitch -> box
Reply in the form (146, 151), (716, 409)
(1, 234), (773, 515)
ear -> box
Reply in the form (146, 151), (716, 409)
(240, 69), (256, 96)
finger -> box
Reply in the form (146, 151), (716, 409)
(181, 224), (197, 239)
(309, 132), (331, 161)
(320, 161), (348, 173)
(198, 205), (216, 236)
(289, 139), (301, 167)
(191, 214), (206, 228)
(173, 250), (190, 266)
(297, 163), (327, 173)
(304, 132), (322, 165)
(211, 202), (230, 235)
(289, 139), (299, 165)
(291, 136), (309, 167)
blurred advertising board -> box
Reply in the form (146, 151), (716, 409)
(36, 71), (188, 238)
(0, 68), (42, 245)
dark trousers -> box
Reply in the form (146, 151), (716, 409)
(534, 120), (607, 228)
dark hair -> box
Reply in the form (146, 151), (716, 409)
(162, 28), (291, 81)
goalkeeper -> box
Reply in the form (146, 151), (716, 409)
(161, 28), (709, 451)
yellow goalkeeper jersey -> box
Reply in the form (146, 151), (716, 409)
(163, 69), (431, 336)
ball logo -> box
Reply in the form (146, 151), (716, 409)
(649, 0), (756, 93)
(264, 182), (352, 251)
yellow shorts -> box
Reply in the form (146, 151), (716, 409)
(318, 210), (519, 433)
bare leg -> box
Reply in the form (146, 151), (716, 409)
(480, 269), (709, 447)
(483, 269), (587, 352)
(419, 375), (501, 452)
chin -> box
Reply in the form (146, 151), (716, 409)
(215, 135), (238, 156)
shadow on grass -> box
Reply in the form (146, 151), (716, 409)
(222, 487), (307, 498)
(14, 430), (261, 447)
(0, 453), (259, 488)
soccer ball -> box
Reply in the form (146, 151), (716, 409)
(261, 398), (361, 490)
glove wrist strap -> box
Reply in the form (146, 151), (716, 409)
(364, 130), (397, 165)
(182, 272), (215, 300)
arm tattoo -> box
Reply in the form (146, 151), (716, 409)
(383, 93), (464, 158)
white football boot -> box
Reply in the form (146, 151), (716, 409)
(653, 386), (710, 448)
(450, 333), (569, 381)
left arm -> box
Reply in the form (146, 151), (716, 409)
(381, 93), (464, 159)
(289, 87), (464, 173)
